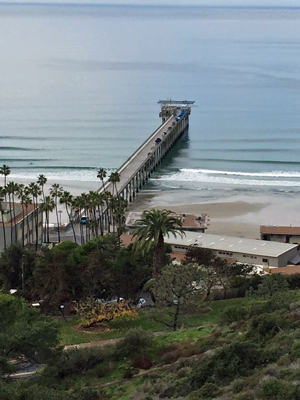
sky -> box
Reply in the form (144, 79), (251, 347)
(0, 0), (300, 6)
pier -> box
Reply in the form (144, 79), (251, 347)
(100, 100), (194, 202)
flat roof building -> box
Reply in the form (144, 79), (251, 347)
(126, 211), (209, 233)
(260, 225), (300, 245)
(167, 231), (298, 269)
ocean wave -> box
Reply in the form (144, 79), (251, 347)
(158, 168), (300, 188)
(8, 167), (115, 182)
(181, 169), (300, 178)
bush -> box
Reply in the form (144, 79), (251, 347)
(131, 354), (153, 370)
(291, 340), (300, 358)
(189, 342), (264, 388)
(286, 274), (300, 290)
(220, 305), (248, 325)
(260, 379), (294, 399)
(52, 347), (113, 378)
(115, 328), (154, 358)
(197, 382), (220, 398)
(249, 310), (292, 339)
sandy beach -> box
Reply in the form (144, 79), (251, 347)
(7, 175), (300, 240)
(129, 192), (300, 239)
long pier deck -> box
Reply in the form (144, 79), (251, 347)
(100, 100), (193, 203)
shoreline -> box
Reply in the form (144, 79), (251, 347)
(6, 176), (300, 240)
(128, 191), (300, 239)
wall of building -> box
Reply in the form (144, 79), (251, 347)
(0, 208), (43, 252)
(262, 233), (300, 245)
(171, 244), (298, 268)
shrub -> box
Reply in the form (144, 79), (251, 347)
(52, 347), (113, 378)
(93, 363), (109, 378)
(220, 305), (248, 325)
(276, 354), (291, 367)
(131, 354), (153, 370)
(249, 310), (292, 338)
(197, 382), (220, 398)
(189, 342), (264, 389)
(115, 328), (154, 358)
(286, 274), (300, 290)
(291, 340), (300, 358)
(260, 379), (289, 399)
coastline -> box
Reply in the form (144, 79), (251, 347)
(128, 192), (300, 239)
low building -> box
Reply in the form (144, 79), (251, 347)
(260, 225), (300, 245)
(120, 231), (298, 269)
(0, 202), (43, 251)
(168, 232), (298, 269)
(125, 211), (209, 233)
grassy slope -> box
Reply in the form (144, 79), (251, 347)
(59, 297), (249, 346)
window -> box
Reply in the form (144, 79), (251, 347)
(263, 258), (269, 263)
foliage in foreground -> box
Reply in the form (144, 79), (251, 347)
(0, 294), (58, 375)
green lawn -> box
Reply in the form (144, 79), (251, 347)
(59, 297), (250, 346)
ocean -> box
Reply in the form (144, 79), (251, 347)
(1, 3), (300, 205)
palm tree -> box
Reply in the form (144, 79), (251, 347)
(50, 183), (63, 243)
(20, 194), (31, 247)
(109, 171), (120, 196)
(59, 191), (77, 243)
(102, 191), (113, 234)
(0, 164), (10, 189)
(28, 182), (42, 249)
(111, 196), (128, 246)
(97, 168), (107, 192)
(40, 196), (55, 243)
(0, 187), (7, 250)
(6, 181), (19, 243)
(72, 195), (86, 244)
(133, 209), (185, 276)
(37, 174), (47, 200)
(37, 174), (48, 240)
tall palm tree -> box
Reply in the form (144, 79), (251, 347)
(0, 164), (10, 190)
(20, 193), (31, 247)
(0, 187), (7, 250)
(50, 183), (63, 243)
(37, 174), (47, 200)
(109, 171), (120, 196)
(133, 209), (184, 276)
(97, 168), (107, 192)
(72, 195), (85, 244)
(111, 196), (128, 246)
(6, 181), (19, 243)
(59, 191), (77, 243)
(102, 191), (113, 234)
(40, 196), (55, 243)
(28, 182), (42, 249)
(37, 174), (48, 240)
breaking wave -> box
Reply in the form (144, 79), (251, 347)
(158, 168), (300, 187)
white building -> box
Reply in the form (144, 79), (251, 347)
(167, 231), (298, 269)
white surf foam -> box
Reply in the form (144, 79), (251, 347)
(158, 168), (300, 188)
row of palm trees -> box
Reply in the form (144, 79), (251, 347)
(0, 165), (126, 249)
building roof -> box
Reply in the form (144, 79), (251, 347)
(166, 231), (298, 258)
(126, 211), (208, 230)
(260, 225), (300, 236)
(120, 234), (136, 248)
(270, 265), (300, 275)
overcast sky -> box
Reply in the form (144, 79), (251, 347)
(1, 0), (299, 6)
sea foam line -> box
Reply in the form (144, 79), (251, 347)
(181, 168), (300, 178)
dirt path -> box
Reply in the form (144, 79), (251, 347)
(63, 326), (209, 351)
